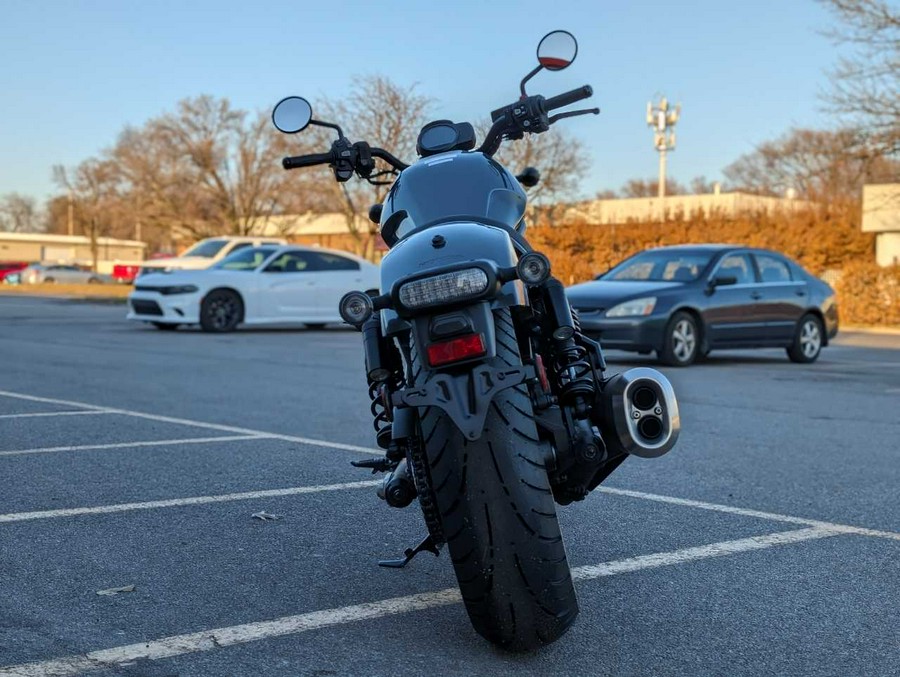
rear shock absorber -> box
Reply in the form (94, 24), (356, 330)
(362, 313), (405, 453)
(543, 278), (596, 414)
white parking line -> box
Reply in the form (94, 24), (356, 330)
(0, 527), (839, 677)
(0, 480), (381, 523)
(599, 487), (900, 542)
(0, 410), (114, 420)
(0, 389), (381, 456)
(1, 388), (898, 541)
(0, 435), (265, 458)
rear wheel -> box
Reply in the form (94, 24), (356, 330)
(410, 308), (578, 651)
(200, 289), (243, 333)
(787, 314), (823, 363)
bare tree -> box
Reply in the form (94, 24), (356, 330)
(0, 193), (41, 232)
(54, 95), (331, 253)
(820, 0), (900, 156)
(619, 177), (686, 198)
(723, 127), (896, 201)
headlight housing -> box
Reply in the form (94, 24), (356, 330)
(606, 296), (657, 317)
(159, 285), (199, 295)
(398, 267), (490, 310)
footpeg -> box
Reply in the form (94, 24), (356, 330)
(378, 534), (441, 569)
(350, 458), (393, 473)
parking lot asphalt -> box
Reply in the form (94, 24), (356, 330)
(0, 295), (898, 677)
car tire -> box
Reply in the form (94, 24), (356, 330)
(43, 277), (55, 284)
(658, 311), (700, 367)
(304, 323), (327, 330)
(787, 314), (823, 364)
(152, 323), (179, 331)
(200, 289), (243, 333)
(87, 277), (100, 284)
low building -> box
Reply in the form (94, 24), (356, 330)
(567, 190), (813, 224)
(0, 232), (147, 274)
(861, 183), (900, 267)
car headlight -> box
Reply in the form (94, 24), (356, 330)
(398, 268), (489, 309)
(606, 296), (657, 317)
(159, 285), (198, 295)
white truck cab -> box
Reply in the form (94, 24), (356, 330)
(139, 236), (287, 276)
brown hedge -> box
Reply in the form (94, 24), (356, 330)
(834, 260), (900, 326)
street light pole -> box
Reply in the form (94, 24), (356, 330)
(646, 97), (680, 199)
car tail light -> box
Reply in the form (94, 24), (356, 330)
(426, 333), (486, 367)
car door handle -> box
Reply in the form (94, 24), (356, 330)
(750, 291), (762, 300)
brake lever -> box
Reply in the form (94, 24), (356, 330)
(548, 107), (601, 124)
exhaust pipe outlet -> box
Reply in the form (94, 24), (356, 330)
(596, 367), (680, 458)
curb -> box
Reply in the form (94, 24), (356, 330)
(841, 325), (900, 336)
(0, 292), (128, 304)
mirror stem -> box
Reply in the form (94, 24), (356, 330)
(519, 64), (543, 99)
(310, 119), (345, 140)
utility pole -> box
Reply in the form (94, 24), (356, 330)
(67, 189), (75, 236)
(646, 97), (680, 198)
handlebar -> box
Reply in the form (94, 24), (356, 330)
(544, 85), (593, 111)
(282, 152), (333, 170)
(370, 147), (409, 171)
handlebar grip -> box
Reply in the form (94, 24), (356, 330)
(282, 152), (333, 169)
(544, 85), (593, 111)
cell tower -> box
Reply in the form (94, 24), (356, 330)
(646, 97), (681, 198)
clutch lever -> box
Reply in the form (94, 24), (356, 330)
(548, 107), (601, 125)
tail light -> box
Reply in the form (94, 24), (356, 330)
(427, 333), (486, 367)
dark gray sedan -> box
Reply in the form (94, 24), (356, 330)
(566, 245), (839, 366)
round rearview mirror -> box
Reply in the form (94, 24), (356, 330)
(272, 96), (313, 134)
(537, 30), (578, 71)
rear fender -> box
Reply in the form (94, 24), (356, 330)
(392, 302), (533, 441)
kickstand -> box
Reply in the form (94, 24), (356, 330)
(378, 534), (441, 569)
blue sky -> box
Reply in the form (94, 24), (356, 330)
(1, 0), (838, 202)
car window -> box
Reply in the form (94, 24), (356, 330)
(717, 254), (756, 284)
(182, 239), (229, 258)
(309, 252), (360, 271)
(607, 251), (713, 282)
(264, 251), (316, 273)
(227, 242), (253, 255)
(213, 246), (279, 271)
(755, 254), (792, 283)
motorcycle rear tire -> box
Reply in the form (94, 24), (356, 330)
(410, 308), (579, 651)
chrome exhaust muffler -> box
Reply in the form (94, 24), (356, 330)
(595, 367), (680, 458)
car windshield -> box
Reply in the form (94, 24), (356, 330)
(213, 246), (278, 271)
(605, 251), (714, 282)
(182, 239), (229, 258)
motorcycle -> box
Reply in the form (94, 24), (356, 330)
(271, 30), (680, 651)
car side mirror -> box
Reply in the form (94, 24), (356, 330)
(707, 274), (737, 293)
(515, 167), (540, 188)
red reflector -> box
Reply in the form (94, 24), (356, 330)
(427, 333), (486, 367)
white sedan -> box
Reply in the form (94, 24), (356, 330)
(127, 245), (380, 332)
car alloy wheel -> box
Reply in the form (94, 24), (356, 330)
(207, 296), (238, 330)
(799, 319), (821, 359)
(672, 318), (696, 363)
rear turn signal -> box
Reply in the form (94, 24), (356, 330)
(426, 333), (486, 367)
